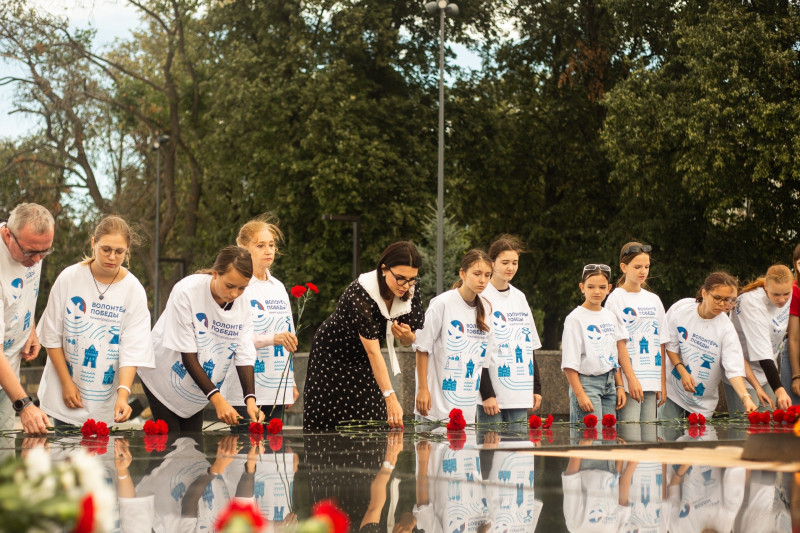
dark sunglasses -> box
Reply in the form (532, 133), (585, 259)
(622, 244), (652, 257)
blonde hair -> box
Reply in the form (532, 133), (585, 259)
(236, 215), (284, 256)
(81, 215), (140, 268)
(740, 264), (793, 295)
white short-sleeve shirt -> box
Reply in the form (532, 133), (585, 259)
(413, 289), (496, 422)
(37, 263), (155, 424)
(561, 306), (627, 376)
(221, 275), (295, 406)
(605, 287), (666, 392)
(0, 225), (42, 386)
(138, 274), (256, 418)
(728, 288), (790, 386)
(482, 283), (542, 408)
(664, 298), (745, 417)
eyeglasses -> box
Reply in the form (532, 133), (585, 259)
(708, 293), (736, 305)
(6, 228), (55, 258)
(582, 264), (611, 274)
(98, 245), (128, 257)
(622, 244), (652, 256)
(387, 267), (419, 288)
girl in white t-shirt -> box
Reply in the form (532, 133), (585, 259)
(415, 249), (495, 424)
(478, 235), (543, 426)
(561, 264), (640, 425)
(725, 264), (793, 412)
(605, 242), (666, 435)
(222, 218), (298, 431)
(138, 246), (264, 433)
(661, 271), (757, 420)
(38, 216), (154, 427)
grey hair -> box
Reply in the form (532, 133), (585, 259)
(7, 203), (54, 234)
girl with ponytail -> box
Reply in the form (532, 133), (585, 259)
(726, 264), (794, 411)
(415, 249), (496, 424)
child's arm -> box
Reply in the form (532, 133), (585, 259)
(614, 370), (626, 410)
(616, 339), (642, 402)
(415, 350), (431, 416)
(659, 344), (667, 406)
(564, 368), (593, 413)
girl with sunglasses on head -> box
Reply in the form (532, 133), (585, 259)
(660, 272), (757, 421)
(604, 242), (666, 438)
(221, 217), (298, 431)
(303, 241), (425, 431)
(37, 215), (154, 428)
(724, 264), (794, 412)
(415, 249), (497, 425)
(138, 246), (264, 433)
(477, 235), (542, 428)
(561, 264), (639, 426)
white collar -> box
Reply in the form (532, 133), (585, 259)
(358, 270), (414, 375)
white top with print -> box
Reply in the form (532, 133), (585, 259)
(561, 306), (626, 376)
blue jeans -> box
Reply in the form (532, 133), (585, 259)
(779, 342), (800, 404)
(617, 391), (658, 442)
(569, 371), (616, 425)
(723, 382), (774, 413)
(475, 406), (528, 425)
(658, 397), (689, 421)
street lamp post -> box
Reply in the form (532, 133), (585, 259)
(321, 214), (361, 279)
(151, 134), (169, 325)
(425, 0), (458, 295)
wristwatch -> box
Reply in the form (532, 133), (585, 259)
(12, 396), (33, 413)
(382, 389), (395, 398)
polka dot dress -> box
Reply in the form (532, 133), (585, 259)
(303, 277), (424, 431)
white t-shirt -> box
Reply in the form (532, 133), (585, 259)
(482, 283), (542, 409)
(728, 288), (790, 386)
(221, 275), (295, 406)
(663, 466), (744, 533)
(483, 450), (542, 532)
(620, 462), (663, 533)
(561, 306), (627, 376)
(413, 438), (487, 533)
(0, 224), (42, 385)
(222, 451), (295, 522)
(664, 298), (746, 417)
(413, 289), (496, 422)
(605, 288), (666, 392)
(138, 274), (256, 418)
(37, 263), (155, 424)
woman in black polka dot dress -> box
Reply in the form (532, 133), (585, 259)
(303, 242), (425, 431)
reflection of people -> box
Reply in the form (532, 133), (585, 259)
(303, 242), (424, 430)
(414, 437), (488, 533)
(480, 439), (543, 531)
(0, 203), (53, 434)
(561, 264), (634, 426)
(222, 218), (298, 430)
(480, 236), (543, 427)
(618, 461), (664, 532)
(37, 216), (154, 426)
(663, 464), (745, 532)
(360, 431), (403, 532)
(605, 243), (666, 441)
(562, 450), (630, 532)
(139, 247), (263, 433)
(734, 470), (791, 533)
(416, 250), (495, 424)
(726, 264), (793, 412)
(661, 272), (757, 420)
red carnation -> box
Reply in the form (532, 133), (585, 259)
(687, 413), (698, 425)
(249, 422), (264, 435)
(447, 430), (466, 450)
(267, 418), (283, 434)
(542, 414), (554, 429)
(143, 420), (156, 435)
(312, 499), (350, 533)
(447, 408), (466, 431)
(760, 411), (771, 424)
(268, 435), (283, 451)
(81, 419), (97, 437)
(96, 421), (110, 436)
(583, 414), (598, 428)
(697, 414), (706, 425)
(583, 428), (598, 440)
(290, 285), (307, 298)
(602, 427), (617, 441)
(748, 411), (761, 425)
(214, 499), (267, 533)
(784, 409), (798, 424)
(602, 414), (616, 428)
(529, 429), (542, 443)
(73, 494), (95, 533)
(528, 415), (542, 429)
(773, 409), (785, 424)
(144, 434), (168, 453)
(155, 419), (169, 434)
(305, 282), (319, 294)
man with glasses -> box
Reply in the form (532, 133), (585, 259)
(0, 203), (53, 434)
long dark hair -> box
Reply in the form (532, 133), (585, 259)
(488, 234), (526, 261)
(695, 271), (738, 302)
(197, 246), (253, 279)
(377, 241), (422, 302)
(452, 249), (492, 333)
(616, 241), (651, 289)
(793, 243), (800, 283)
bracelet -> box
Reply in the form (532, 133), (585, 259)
(616, 385), (624, 390)
(674, 362), (685, 369)
(381, 461), (395, 470)
(206, 388), (220, 400)
(243, 394), (256, 403)
(117, 474), (129, 480)
(117, 385), (131, 395)
(793, 374), (800, 380)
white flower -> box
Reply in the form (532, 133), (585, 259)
(24, 447), (51, 479)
